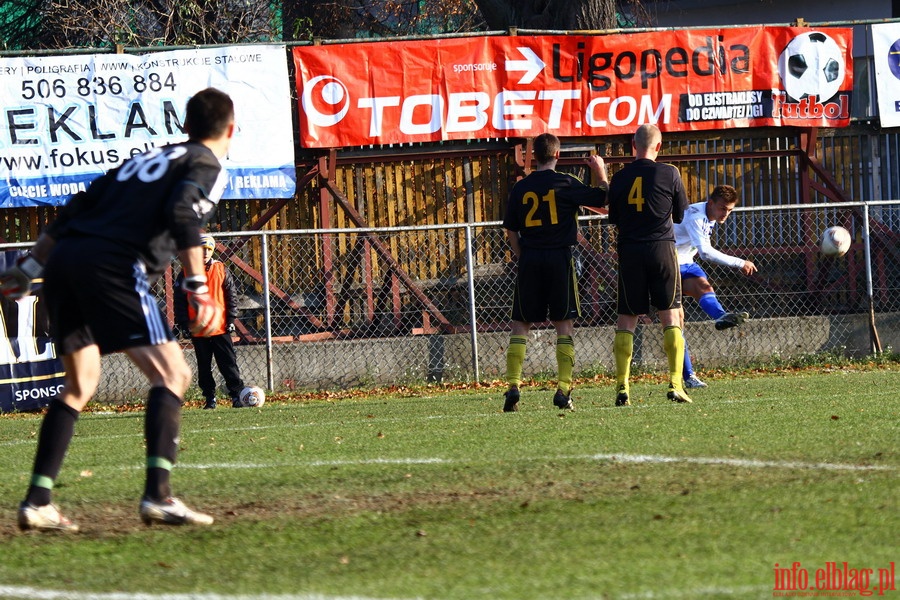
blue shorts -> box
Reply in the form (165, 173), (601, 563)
(680, 262), (708, 280)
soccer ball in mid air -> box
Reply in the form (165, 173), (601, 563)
(239, 386), (266, 408)
(820, 226), (851, 257)
(778, 31), (845, 102)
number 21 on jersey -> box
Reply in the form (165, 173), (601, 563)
(523, 190), (558, 227)
(626, 177), (645, 212)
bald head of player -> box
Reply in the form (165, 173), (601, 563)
(632, 124), (662, 160)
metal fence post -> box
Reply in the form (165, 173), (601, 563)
(261, 232), (275, 390)
(862, 203), (882, 354)
(464, 224), (480, 382)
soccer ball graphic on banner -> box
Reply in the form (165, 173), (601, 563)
(820, 226), (851, 257)
(778, 31), (845, 102)
(239, 386), (266, 408)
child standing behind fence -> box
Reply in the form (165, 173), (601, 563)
(175, 234), (245, 409)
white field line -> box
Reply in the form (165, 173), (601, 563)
(4, 439), (893, 473)
(0, 587), (419, 600)
(0, 583), (778, 600)
(3, 419), (895, 473)
(617, 584), (772, 599)
(174, 452), (895, 472)
(584, 453), (895, 471)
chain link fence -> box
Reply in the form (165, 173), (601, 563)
(6, 201), (897, 401)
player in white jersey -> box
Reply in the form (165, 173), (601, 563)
(673, 185), (757, 388)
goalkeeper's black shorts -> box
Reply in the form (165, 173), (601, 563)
(42, 237), (175, 355)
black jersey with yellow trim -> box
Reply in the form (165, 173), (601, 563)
(607, 158), (689, 246)
(502, 169), (607, 250)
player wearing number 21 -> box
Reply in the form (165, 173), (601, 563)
(0, 88), (235, 531)
(607, 124), (692, 407)
(501, 133), (609, 413)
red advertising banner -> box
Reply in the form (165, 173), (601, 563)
(293, 27), (852, 148)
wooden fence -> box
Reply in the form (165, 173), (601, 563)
(3, 124), (898, 291)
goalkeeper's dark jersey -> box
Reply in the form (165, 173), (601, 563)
(607, 158), (688, 246)
(502, 169), (607, 249)
(44, 142), (226, 276)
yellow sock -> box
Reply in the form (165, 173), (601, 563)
(505, 335), (527, 388)
(556, 335), (574, 394)
(613, 330), (634, 393)
(663, 325), (685, 390)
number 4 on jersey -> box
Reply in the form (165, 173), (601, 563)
(628, 178), (645, 212)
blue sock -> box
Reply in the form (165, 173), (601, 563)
(683, 334), (694, 379)
(698, 292), (726, 320)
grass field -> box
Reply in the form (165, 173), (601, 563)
(0, 366), (898, 600)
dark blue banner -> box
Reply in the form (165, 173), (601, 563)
(0, 251), (66, 413)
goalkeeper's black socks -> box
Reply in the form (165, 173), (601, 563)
(26, 398), (79, 506)
(144, 387), (182, 501)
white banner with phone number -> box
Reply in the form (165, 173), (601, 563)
(0, 45), (296, 208)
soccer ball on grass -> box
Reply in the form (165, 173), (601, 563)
(238, 386), (266, 408)
(819, 226), (851, 257)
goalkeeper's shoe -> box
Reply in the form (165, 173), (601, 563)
(615, 385), (630, 406)
(552, 389), (574, 410)
(140, 496), (214, 526)
(715, 311), (749, 330)
(684, 374), (708, 389)
(503, 388), (520, 412)
(667, 387), (693, 404)
(18, 501), (79, 533)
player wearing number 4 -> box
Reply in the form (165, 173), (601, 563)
(674, 185), (757, 389)
(501, 132), (609, 413)
(0, 88), (235, 532)
(608, 124), (691, 407)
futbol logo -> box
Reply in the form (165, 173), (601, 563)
(777, 31), (846, 102)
